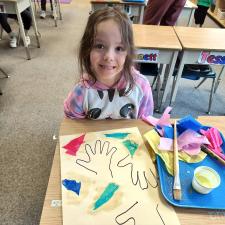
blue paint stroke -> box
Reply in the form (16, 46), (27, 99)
(122, 140), (138, 157)
(104, 132), (130, 139)
(93, 183), (119, 210)
(62, 179), (81, 196)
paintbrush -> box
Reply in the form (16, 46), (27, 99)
(173, 120), (182, 200)
(201, 145), (225, 166)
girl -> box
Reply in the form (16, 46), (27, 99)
(64, 7), (154, 120)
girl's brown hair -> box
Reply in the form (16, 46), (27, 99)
(79, 7), (135, 95)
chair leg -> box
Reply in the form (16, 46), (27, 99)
(151, 76), (157, 88)
(0, 67), (9, 78)
(207, 77), (216, 115)
(0, 25), (3, 40)
(195, 77), (207, 89)
(154, 75), (161, 112)
(214, 66), (225, 93)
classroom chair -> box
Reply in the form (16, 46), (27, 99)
(139, 63), (161, 111)
(170, 64), (217, 114)
(0, 67), (9, 95)
(1, 25), (10, 95)
(1, 21), (30, 49)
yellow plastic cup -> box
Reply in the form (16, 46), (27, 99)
(192, 166), (221, 194)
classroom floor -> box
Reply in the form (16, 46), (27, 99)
(0, 1), (225, 225)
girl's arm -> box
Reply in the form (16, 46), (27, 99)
(64, 84), (86, 119)
(137, 77), (154, 118)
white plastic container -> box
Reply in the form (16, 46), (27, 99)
(192, 166), (221, 194)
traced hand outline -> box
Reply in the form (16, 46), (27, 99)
(115, 202), (165, 225)
(117, 154), (158, 190)
(76, 140), (117, 178)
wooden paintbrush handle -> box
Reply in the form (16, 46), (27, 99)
(174, 120), (179, 175)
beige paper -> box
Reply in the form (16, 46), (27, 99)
(59, 127), (180, 225)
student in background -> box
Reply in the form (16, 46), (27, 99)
(0, 8), (31, 48)
(142, 0), (186, 76)
(194, 0), (215, 27)
(143, 0), (186, 26)
(40, 0), (53, 19)
(64, 7), (154, 120)
(186, 1), (215, 72)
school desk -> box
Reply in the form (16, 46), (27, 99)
(132, 24), (182, 110)
(176, 0), (197, 27)
(0, 0), (40, 59)
(168, 27), (225, 114)
(90, 0), (146, 24)
(39, 117), (225, 225)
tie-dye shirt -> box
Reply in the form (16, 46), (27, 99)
(64, 67), (154, 119)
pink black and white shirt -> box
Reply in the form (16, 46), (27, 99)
(64, 67), (154, 120)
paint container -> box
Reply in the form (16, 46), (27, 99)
(192, 166), (221, 194)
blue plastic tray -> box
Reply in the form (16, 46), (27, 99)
(157, 154), (225, 209)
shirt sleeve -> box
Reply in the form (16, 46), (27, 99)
(64, 84), (86, 119)
(137, 75), (154, 118)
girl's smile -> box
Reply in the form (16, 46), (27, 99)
(90, 19), (127, 87)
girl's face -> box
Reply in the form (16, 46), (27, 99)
(90, 19), (127, 87)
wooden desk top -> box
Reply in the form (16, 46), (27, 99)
(133, 24), (182, 50)
(40, 117), (225, 225)
(174, 26), (225, 51)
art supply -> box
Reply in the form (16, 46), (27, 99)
(59, 127), (180, 225)
(173, 120), (182, 200)
(192, 166), (221, 194)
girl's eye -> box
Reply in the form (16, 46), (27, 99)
(94, 44), (104, 49)
(116, 46), (125, 52)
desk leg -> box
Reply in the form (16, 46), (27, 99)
(155, 64), (166, 112)
(214, 66), (225, 93)
(56, 0), (62, 20)
(159, 51), (178, 112)
(52, 0), (58, 27)
(169, 51), (185, 106)
(29, 0), (40, 48)
(187, 8), (195, 26)
(139, 5), (144, 24)
(15, 4), (31, 60)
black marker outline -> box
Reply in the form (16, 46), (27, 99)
(117, 154), (158, 190)
(156, 204), (166, 225)
(115, 201), (138, 225)
(76, 140), (117, 177)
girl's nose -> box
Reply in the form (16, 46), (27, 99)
(103, 49), (114, 61)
